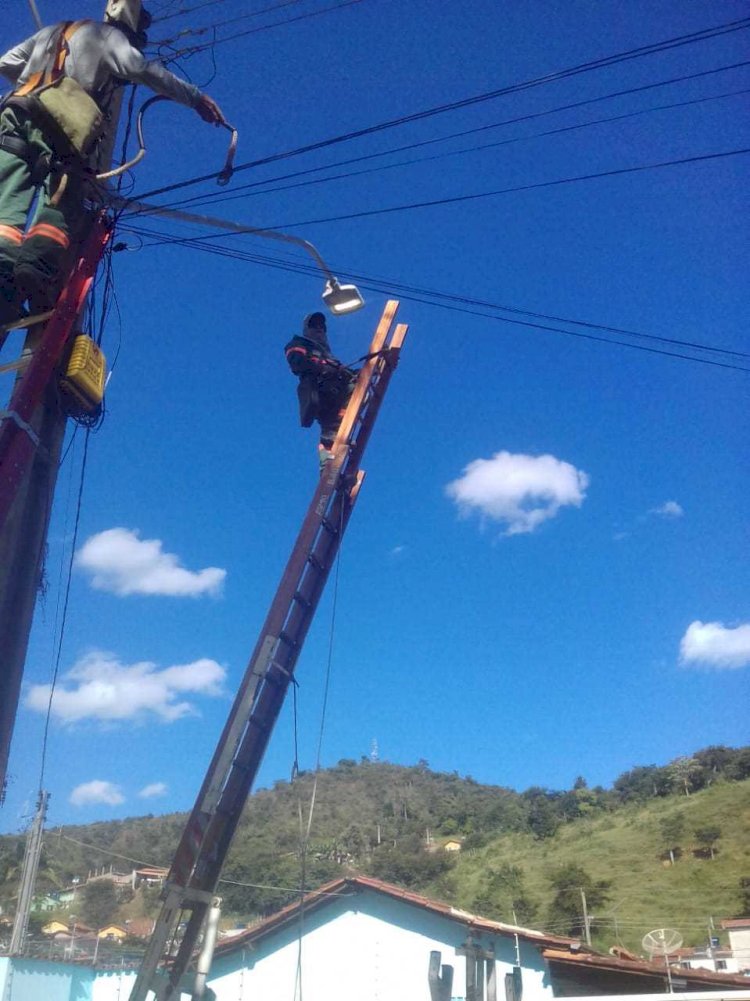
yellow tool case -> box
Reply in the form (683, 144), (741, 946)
(59, 334), (106, 413)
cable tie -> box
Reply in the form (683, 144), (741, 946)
(0, 410), (40, 447)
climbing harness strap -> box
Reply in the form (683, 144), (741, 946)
(14, 22), (105, 159)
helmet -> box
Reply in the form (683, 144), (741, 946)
(106, 0), (151, 39)
(307, 312), (327, 330)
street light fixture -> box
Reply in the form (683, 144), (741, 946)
(118, 198), (366, 315)
(322, 278), (365, 315)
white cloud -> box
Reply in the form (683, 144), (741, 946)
(25, 650), (227, 724)
(75, 528), (226, 597)
(70, 780), (124, 807)
(445, 450), (589, 536)
(651, 500), (684, 519)
(138, 782), (167, 799)
(680, 621), (750, 670)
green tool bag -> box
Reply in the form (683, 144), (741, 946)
(33, 76), (104, 157)
(13, 21), (104, 159)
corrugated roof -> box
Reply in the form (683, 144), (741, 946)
(543, 948), (750, 988)
(214, 874), (582, 957)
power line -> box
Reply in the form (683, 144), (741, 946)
(160, 0), (363, 59)
(170, 84), (750, 212)
(154, 0), (303, 40)
(270, 147), (750, 229)
(115, 222), (750, 372)
(128, 16), (750, 203)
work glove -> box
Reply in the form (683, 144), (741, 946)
(195, 94), (227, 125)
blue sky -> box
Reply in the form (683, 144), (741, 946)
(1, 0), (748, 833)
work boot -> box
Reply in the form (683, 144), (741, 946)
(318, 443), (335, 475)
(14, 261), (59, 312)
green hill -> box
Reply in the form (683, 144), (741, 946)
(0, 748), (748, 954)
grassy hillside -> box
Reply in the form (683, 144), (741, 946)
(1, 755), (747, 953)
(450, 779), (750, 951)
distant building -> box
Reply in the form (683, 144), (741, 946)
(723, 919), (750, 972)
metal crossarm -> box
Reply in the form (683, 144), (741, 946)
(129, 301), (407, 1001)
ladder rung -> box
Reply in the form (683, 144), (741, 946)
(307, 553), (324, 572)
(320, 518), (339, 536)
(278, 630), (298, 648)
(292, 590), (311, 609)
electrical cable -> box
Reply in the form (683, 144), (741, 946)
(115, 220), (750, 371)
(173, 84), (750, 212)
(160, 0), (363, 59)
(159, 61), (750, 213)
(128, 16), (750, 203)
(154, 0), (304, 42)
(271, 146), (750, 229)
(37, 430), (92, 794)
(293, 494), (347, 1001)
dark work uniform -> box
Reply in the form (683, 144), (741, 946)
(285, 313), (356, 468)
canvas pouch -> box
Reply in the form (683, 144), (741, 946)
(33, 77), (104, 157)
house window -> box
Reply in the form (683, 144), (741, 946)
(716, 960), (727, 970)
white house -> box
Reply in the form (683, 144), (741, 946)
(2, 877), (750, 1001)
(208, 876), (750, 1001)
(723, 920), (750, 973)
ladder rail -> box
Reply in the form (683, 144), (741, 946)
(129, 302), (407, 1001)
(185, 324), (408, 895)
(171, 301), (399, 835)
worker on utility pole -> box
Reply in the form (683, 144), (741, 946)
(0, 2), (226, 327)
(285, 312), (359, 472)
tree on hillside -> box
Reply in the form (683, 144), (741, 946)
(522, 788), (561, 839)
(668, 756), (703, 796)
(694, 746), (734, 782)
(368, 835), (455, 889)
(81, 878), (118, 930)
(613, 765), (671, 803)
(659, 814), (685, 865)
(472, 863), (538, 926)
(694, 826), (721, 860)
(726, 748), (750, 781)
(547, 864), (611, 937)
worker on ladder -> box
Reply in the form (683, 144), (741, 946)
(0, 0), (226, 327)
(285, 312), (358, 473)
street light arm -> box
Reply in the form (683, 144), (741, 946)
(114, 197), (336, 281)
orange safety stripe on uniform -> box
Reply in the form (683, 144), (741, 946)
(15, 21), (88, 97)
(0, 224), (24, 245)
(25, 223), (70, 248)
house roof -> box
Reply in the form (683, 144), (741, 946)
(723, 918), (750, 929)
(543, 948), (750, 989)
(215, 874), (581, 957)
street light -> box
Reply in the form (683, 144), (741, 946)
(118, 198), (366, 315)
(322, 278), (365, 315)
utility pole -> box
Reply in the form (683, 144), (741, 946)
(0, 0), (140, 796)
(580, 888), (592, 947)
(9, 789), (49, 954)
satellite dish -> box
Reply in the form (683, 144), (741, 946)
(642, 928), (683, 958)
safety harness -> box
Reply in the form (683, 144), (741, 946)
(12, 21), (105, 159)
(0, 21), (104, 198)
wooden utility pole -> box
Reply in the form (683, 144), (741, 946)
(0, 0), (140, 797)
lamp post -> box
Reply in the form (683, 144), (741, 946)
(118, 198), (366, 315)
